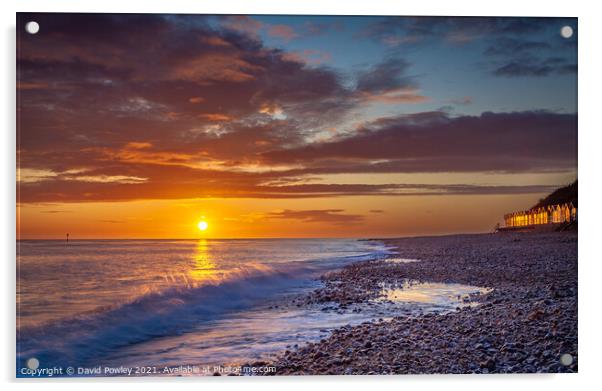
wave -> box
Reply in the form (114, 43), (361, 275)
(17, 247), (391, 371)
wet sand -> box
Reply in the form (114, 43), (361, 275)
(263, 232), (577, 375)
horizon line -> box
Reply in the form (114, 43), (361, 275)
(15, 231), (491, 241)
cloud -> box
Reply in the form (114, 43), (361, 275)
(125, 142), (153, 149)
(18, 167), (148, 185)
(220, 15), (264, 37)
(201, 36), (232, 48)
(266, 209), (364, 225)
(358, 88), (429, 104)
(255, 183), (561, 198)
(198, 113), (234, 122)
(281, 50), (332, 65)
(188, 97), (205, 104)
(267, 24), (299, 41)
(63, 175), (148, 184)
(18, 168), (58, 183)
(352, 57), (428, 104)
(261, 110), (577, 173)
(355, 58), (416, 95)
(493, 57), (577, 77)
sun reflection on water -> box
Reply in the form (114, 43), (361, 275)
(188, 239), (221, 284)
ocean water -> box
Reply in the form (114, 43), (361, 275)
(17, 239), (391, 375)
(16, 239), (489, 377)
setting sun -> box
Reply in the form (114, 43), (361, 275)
(197, 221), (209, 232)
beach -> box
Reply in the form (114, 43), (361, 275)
(263, 232), (578, 374)
(17, 234), (577, 376)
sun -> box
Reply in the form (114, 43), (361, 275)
(197, 221), (208, 232)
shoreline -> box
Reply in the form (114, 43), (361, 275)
(258, 231), (577, 375)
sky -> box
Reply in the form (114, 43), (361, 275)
(16, 13), (577, 239)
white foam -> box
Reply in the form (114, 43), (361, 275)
(384, 257), (421, 264)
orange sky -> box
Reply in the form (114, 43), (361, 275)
(17, 187), (571, 239)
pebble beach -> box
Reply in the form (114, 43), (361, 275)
(262, 232), (578, 375)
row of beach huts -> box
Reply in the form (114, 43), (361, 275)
(503, 202), (577, 228)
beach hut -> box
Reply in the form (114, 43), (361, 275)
(570, 203), (577, 221)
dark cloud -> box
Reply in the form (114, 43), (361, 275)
(355, 58), (415, 93)
(261, 111), (577, 173)
(494, 57), (577, 77)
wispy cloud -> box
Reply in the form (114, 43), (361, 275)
(266, 209), (364, 225)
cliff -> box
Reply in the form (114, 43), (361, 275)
(531, 180), (577, 210)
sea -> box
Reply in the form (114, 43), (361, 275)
(16, 238), (486, 377)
